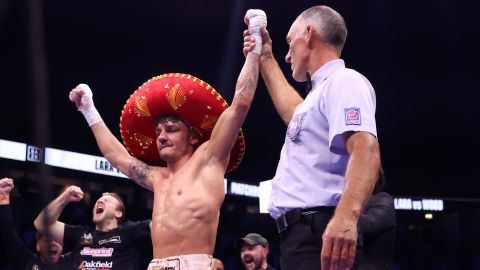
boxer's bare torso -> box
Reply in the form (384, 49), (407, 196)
(68, 46), (261, 262)
(147, 142), (224, 258)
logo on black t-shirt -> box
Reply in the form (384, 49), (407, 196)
(98, 236), (121, 245)
(80, 247), (114, 257)
(80, 233), (93, 245)
(78, 260), (113, 269)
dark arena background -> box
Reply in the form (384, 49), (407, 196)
(1, 0), (480, 269)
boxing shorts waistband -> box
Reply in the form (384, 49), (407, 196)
(275, 206), (335, 233)
(148, 254), (214, 270)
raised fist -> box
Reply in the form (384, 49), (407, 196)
(244, 9), (267, 55)
(69, 83), (102, 126)
(69, 83), (94, 111)
(0, 178), (14, 196)
(244, 9), (267, 32)
(62, 185), (84, 203)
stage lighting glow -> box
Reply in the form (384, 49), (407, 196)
(230, 181), (259, 198)
(0, 139), (27, 161)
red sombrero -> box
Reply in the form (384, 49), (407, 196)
(119, 73), (245, 172)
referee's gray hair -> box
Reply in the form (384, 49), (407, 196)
(298, 5), (347, 52)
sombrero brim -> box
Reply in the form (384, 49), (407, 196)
(119, 73), (245, 172)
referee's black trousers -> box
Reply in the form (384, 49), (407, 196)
(279, 209), (363, 270)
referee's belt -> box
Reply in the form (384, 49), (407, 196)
(275, 206), (335, 233)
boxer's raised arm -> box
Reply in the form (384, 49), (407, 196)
(69, 84), (155, 191)
(206, 10), (266, 168)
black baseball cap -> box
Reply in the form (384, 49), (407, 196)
(236, 233), (269, 248)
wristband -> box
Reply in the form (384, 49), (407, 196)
(0, 195), (9, 201)
(244, 9), (267, 55)
(76, 84), (103, 127)
(79, 93), (102, 126)
(81, 106), (102, 127)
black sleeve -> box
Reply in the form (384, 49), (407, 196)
(358, 192), (397, 236)
(0, 204), (36, 267)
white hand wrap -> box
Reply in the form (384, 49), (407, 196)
(77, 84), (102, 126)
(244, 9), (267, 55)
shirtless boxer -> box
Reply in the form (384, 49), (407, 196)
(68, 9), (266, 270)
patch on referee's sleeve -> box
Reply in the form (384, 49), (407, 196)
(344, 107), (361, 125)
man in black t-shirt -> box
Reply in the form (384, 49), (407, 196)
(0, 177), (72, 270)
(34, 185), (151, 270)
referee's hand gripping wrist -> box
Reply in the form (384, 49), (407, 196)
(244, 9), (267, 55)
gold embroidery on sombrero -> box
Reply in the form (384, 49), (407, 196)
(166, 83), (187, 110)
(131, 132), (154, 152)
(200, 115), (219, 131)
(142, 84), (151, 92)
(237, 132), (246, 157)
(134, 96), (151, 117)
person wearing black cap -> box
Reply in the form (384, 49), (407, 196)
(237, 233), (277, 270)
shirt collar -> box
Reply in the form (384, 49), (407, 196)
(310, 59), (345, 91)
